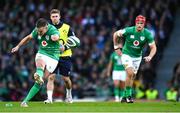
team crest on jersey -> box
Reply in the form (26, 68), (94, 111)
(38, 36), (41, 40)
(130, 35), (134, 39)
(45, 35), (49, 40)
(140, 36), (145, 41)
(42, 41), (47, 46)
(133, 40), (139, 46)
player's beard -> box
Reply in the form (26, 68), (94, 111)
(53, 20), (60, 25)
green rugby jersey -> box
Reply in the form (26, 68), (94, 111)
(121, 26), (154, 57)
(31, 24), (60, 60)
(110, 52), (124, 71)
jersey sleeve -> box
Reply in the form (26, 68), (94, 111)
(31, 28), (38, 39)
(122, 27), (132, 37)
(116, 27), (131, 38)
(146, 31), (154, 45)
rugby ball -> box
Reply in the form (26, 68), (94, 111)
(66, 36), (80, 48)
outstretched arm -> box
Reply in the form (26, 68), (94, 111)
(144, 42), (157, 62)
(11, 34), (33, 53)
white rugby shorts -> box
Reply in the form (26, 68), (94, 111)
(112, 70), (126, 81)
(121, 54), (142, 74)
(35, 53), (58, 73)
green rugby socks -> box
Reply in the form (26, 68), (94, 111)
(23, 83), (41, 102)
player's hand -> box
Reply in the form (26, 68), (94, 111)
(64, 44), (70, 50)
(51, 35), (59, 41)
(143, 56), (152, 62)
(11, 46), (19, 53)
(115, 49), (122, 56)
(59, 44), (65, 52)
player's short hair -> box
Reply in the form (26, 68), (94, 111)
(50, 9), (60, 15)
(36, 18), (48, 28)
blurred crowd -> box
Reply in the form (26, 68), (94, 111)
(0, 0), (179, 101)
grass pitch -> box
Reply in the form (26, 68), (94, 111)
(0, 101), (180, 112)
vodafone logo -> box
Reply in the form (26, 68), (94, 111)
(133, 40), (139, 46)
(42, 41), (47, 46)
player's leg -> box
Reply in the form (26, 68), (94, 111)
(121, 54), (135, 103)
(127, 56), (141, 101)
(119, 80), (126, 102)
(43, 55), (59, 104)
(122, 55), (142, 103)
(60, 57), (73, 103)
(44, 73), (55, 104)
(113, 80), (120, 102)
(112, 71), (120, 102)
(119, 71), (126, 102)
(34, 53), (47, 84)
(21, 82), (42, 107)
(21, 53), (46, 107)
(62, 76), (73, 103)
(125, 67), (135, 103)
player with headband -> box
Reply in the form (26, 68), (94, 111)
(113, 15), (157, 103)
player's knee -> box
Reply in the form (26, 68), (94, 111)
(62, 76), (70, 82)
(126, 68), (135, 78)
(36, 59), (45, 68)
(48, 74), (55, 81)
(113, 80), (119, 86)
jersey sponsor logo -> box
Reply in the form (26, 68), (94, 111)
(133, 40), (139, 46)
(130, 35), (134, 39)
(45, 35), (49, 40)
(42, 41), (47, 46)
(140, 36), (145, 41)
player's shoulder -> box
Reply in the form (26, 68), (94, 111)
(110, 52), (115, 59)
(144, 28), (152, 35)
(31, 27), (38, 37)
(124, 26), (135, 31)
(61, 22), (71, 29)
(48, 24), (57, 30)
(62, 22), (70, 26)
(111, 52), (115, 55)
(122, 26), (135, 34)
(112, 51), (118, 56)
(47, 24), (59, 34)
